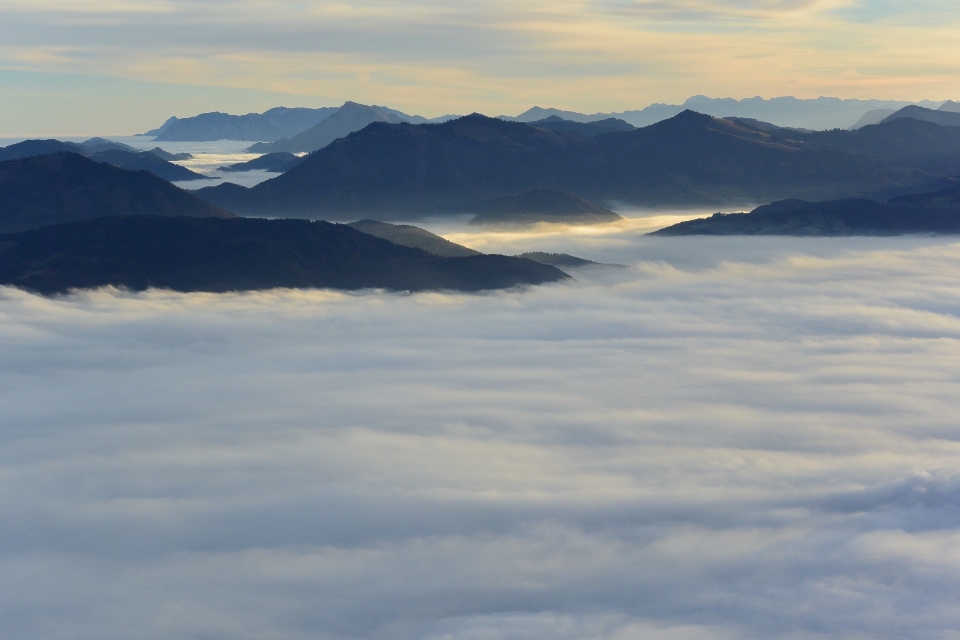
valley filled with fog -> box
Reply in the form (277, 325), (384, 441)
(3, 221), (960, 639)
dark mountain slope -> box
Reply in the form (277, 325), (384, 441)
(0, 139), (84, 162)
(801, 117), (960, 175)
(201, 115), (612, 218)
(0, 140), (206, 182)
(346, 220), (480, 257)
(0, 153), (232, 233)
(0, 216), (567, 294)
(528, 116), (634, 137)
(881, 105), (960, 127)
(89, 149), (208, 181)
(469, 189), (621, 226)
(593, 110), (917, 203)
(219, 152), (302, 173)
(194, 111), (958, 219)
(652, 196), (960, 236)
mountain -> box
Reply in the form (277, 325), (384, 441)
(142, 106), (339, 141)
(516, 252), (598, 267)
(505, 97), (940, 131)
(195, 114), (613, 217)
(0, 139), (206, 182)
(469, 189), (622, 226)
(0, 216), (568, 295)
(881, 105), (960, 127)
(652, 189), (960, 236)
(88, 149), (209, 182)
(939, 101), (960, 113)
(246, 102), (408, 153)
(79, 138), (139, 153)
(219, 152), (303, 173)
(887, 182), (960, 207)
(148, 147), (192, 161)
(0, 153), (232, 234)
(346, 220), (480, 257)
(528, 116), (634, 137)
(193, 111), (960, 218)
(0, 139), (85, 162)
(849, 109), (896, 129)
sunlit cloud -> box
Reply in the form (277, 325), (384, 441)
(0, 0), (958, 133)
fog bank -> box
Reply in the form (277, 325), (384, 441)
(2, 236), (960, 639)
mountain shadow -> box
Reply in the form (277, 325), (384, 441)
(0, 216), (568, 295)
(0, 153), (233, 233)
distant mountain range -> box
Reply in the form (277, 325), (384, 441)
(143, 106), (339, 141)
(138, 96), (956, 150)
(139, 102), (458, 146)
(0, 153), (231, 233)
(193, 110), (960, 219)
(246, 101), (458, 153)
(0, 138), (207, 182)
(501, 96), (947, 131)
(652, 182), (960, 235)
(0, 216), (568, 294)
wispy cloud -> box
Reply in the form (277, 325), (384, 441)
(0, 0), (958, 133)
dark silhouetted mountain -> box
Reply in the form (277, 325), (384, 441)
(887, 182), (960, 207)
(470, 189), (621, 226)
(144, 106), (338, 141)
(652, 193), (960, 236)
(88, 149), (209, 182)
(881, 105), (960, 127)
(196, 114), (617, 217)
(247, 102), (408, 153)
(0, 216), (568, 294)
(148, 147), (192, 161)
(516, 252), (598, 267)
(528, 116), (634, 137)
(0, 139), (85, 162)
(0, 139), (205, 182)
(0, 153), (232, 233)
(219, 152), (303, 173)
(938, 100), (960, 113)
(193, 112), (960, 218)
(347, 220), (480, 257)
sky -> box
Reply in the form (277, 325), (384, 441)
(4, 228), (960, 639)
(1, 0), (959, 134)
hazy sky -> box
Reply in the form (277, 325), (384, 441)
(0, 0), (958, 134)
(4, 230), (960, 639)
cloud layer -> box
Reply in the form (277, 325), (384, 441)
(2, 231), (960, 638)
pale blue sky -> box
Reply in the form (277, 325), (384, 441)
(0, 0), (957, 134)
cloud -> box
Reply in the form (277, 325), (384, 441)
(2, 229), (960, 638)
(1, 0), (960, 134)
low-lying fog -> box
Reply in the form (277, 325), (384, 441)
(3, 221), (960, 639)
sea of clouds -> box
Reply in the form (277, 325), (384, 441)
(2, 225), (960, 639)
